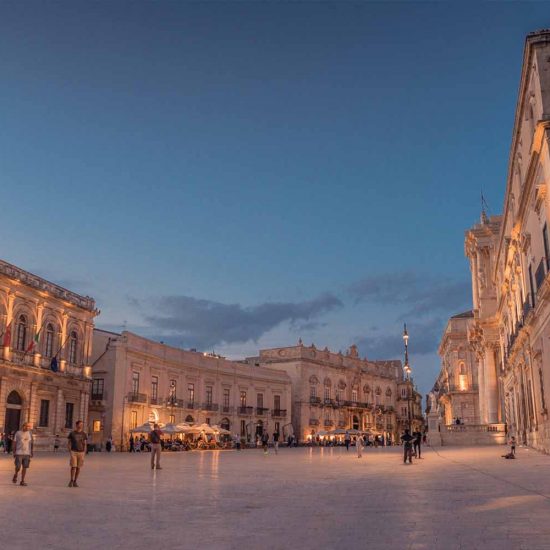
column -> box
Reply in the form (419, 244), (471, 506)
(3, 293), (15, 360)
(53, 388), (64, 434)
(484, 345), (499, 424)
(60, 313), (68, 373)
(34, 303), (44, 368)
(477, 352), (487, 424)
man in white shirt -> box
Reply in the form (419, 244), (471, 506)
(12, 423), (33, 486)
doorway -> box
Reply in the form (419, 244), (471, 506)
(5, 390), (23, 434)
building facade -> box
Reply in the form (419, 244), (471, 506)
(89, 329), (292, 449)
(0, 259), (97, 449)
(250, 341), (423, 443)
(434, 311), (480, 426)
(461, 30), (550, 452)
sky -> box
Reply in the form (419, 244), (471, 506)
(1, 2), (549, 396)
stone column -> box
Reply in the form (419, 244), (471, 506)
(484, 345), (499, 424)
(477, 352), (487, 424)
(53, 388), (64, 434)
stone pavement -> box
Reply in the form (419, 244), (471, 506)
(1, 445), (550, 550)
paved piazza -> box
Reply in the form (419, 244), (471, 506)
(2, 446), (550, 550)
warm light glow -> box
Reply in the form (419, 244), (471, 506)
(459, 375), (468, 391)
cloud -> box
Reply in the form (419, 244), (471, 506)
(356, 317), (445, 359)
(348, 273), (471, 318)
(138, 292), (342, 350)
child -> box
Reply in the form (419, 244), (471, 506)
(509, 436), (516, 457)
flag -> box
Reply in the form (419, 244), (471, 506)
(50, 357), (58, 372)
(26, 327), (41, 354)
(2, 321), (12, 347)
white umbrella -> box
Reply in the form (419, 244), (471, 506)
(130, 422), (154, 433)
(162, 423), (187, 434)
(213, 426), (231, 435)
(197, 423), (216, 434)
(330, 429), (347, 435)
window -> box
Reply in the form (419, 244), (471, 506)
(130, 411), (138, 430)
(352, 389), (358, 402)
(310, 386), (317, 398)
(68, 331), (78, 364)
(274, 421), (280, 433)
(39, 399), (50, 427)
(15, 315), (27, 351)
(151, 376), (159, 401)
(529, 264), (536, 307)
(240, 420), (246, 437)
(223, 388), (230, 407)
(169, 414), (175, 424)
(65, 402), (74, 429)
(132, 372), (140, 395)
(206, 417), (211, 425)
(92, 378), (104, 399)
(335, 389), (342, 402)
(206, 385), (213, 405)
(544, 224), (550, 270)
(257, 393), (264, 408)
(401, 388), (407, 398)
(324, 386), (330, 400)
(45, 324), (55, 358)
(274, 395), (281, 410)
(240, 391), (247, 407)
(187, 383), (194, 403)
(401, 406), (407, 417)
(93, 420), (101, 432)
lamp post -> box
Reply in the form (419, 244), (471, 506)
(403, 323), (412, 431)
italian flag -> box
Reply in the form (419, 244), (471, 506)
(26, 327), (41, 354)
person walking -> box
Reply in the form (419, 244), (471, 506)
(510, 435), (516, 457)
(356, 434), (364, 458)
(53, 434), (60, 452)
(129, 434), (135, 453)
(261, 430), (269, 454)
(344, 431), (351, 451)
(105, 436), (112, 453)
(413, 432), (422, 458)
(67, 420), (88, 487)
(12, 422), (33, 486)
(149, 424), (162, 469)
(401, 429), (414, 464)
(273, 431), (280, 455)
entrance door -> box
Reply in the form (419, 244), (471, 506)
(5, 408), (21, 434)
(352, 415), (359, 430)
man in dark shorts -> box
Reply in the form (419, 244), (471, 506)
(149, 424), (162, 469)
(13, 422), (33, 486)
(68, 420), (88, 487)
(413, 431), (422, 458)
(401, 429), (414, 464)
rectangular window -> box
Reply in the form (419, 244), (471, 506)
(93, 420), (101, 432)
(188, 383), (195, 403)
(39, 399), (50, 427)
(223, 388), (230, 407)
(240, 391), (247, 407)
(206, 417), (211, 425)
(310, 386), (317, 398)
(274, 395), (281, 410)
(257, 393), (264, 408)
(240, 419), (246, 437)
(92, 378), (104, 399)
(544, 224), (550, 270)
(324, 387), (330, 400)
(151, 376), (158, 401)
(130, 411), (138, 430)
(529, 264), (536, 307)
(169, 414), (175, 424)
(352, 389), (358, 402)
(274, 421), (280, 433)
(132, 372), (140, 395)
(65, 402), (74, 429)
(206, 385), (213, 405)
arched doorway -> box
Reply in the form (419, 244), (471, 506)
(220, 417), (230, 431)
(255, 420), (263, 437)
(5, 391), (23, 434)
(185, 415), (194, 424)
(352, 415), (359, 430)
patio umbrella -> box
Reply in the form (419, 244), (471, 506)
(162, 423), (187, 434)
(213, 427), (231, 435)
(329, 429), (347, 435)
(197, 423), (216, 434)
(130, 422), (155, 433)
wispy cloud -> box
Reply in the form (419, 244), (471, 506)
(348, 272), (471, 318)
(134, 292), (342, 350)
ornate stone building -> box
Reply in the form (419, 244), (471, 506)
(434, 311), (480, 426)
(249, 342), (423, 443)
(89, 329), (292, 449)
(461, 30), (550, 451)
(0, 259), (97, 449)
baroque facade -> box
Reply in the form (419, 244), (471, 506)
(89, 329), (292, 449)
(249, 342), (423, 443)
(0, 259), (97, 449)
(433, 311), (480, 426)
(460, 30), (550, 452)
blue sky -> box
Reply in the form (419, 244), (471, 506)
(1, 2), (548, 395)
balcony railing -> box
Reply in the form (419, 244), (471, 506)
(338, 420), (346, 427)
(324, 420), (334, 427)
(221, 405), (234, 414)
(323, 398), (335, 406)
(238, 406), (254, 415)
(256, 407), (269, 415)
(167, 398), (185, 408)
(309, 419), (319, 426)
(309, 396), (321, 405)
(91, 393), (105, 401)
(186, 401), (198, 409)
(202, 402), (219, 411)
(272, 409), (287, 418)
(150, 397), (161, 405)
(127, 392), (147, 403)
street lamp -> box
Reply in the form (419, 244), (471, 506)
(403, 324), (412, 430)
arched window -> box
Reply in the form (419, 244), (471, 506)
(7, 390), (22, 405)
(68, 331), (78, 364)
(45, 324), (55, 358)
(185, 415), (194, 424)
(220, 418), (230, 431)
(15, 315), (27, 351)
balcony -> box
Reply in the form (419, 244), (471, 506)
(309, 396), (321, 405)
(338, 420), (346, 427)
(186, 401), (198, 410)
(91, 393), (105, 401)
(166, 398), (185, 408)
(323, 398), (335, 407)
(238, 406), (254, 415)
(309, 419), (319, 426)
(149, 397), (161, 406)
(221, 405), (234, 414)
(324, 419), (334, 427)
(272, 409), (287, 418)
(127, 392), (147, 404)
(256, 407), (269, 416)
(202, 402), (219, 411)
